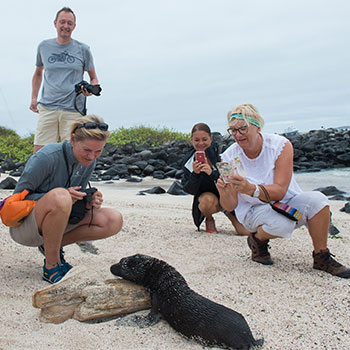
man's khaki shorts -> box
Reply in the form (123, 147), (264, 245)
(34, 105), (81, 145)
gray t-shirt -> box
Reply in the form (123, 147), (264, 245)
(36, 38), (95, 111)
(14, 141), (95, 201)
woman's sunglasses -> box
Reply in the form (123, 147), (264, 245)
(73, 122), (109, 133)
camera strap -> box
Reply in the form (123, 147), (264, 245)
(62, 142), (94, 227)
(74, 93), (87, 116)
(62, 142), (75, 187)
(62, 142), (92, 190)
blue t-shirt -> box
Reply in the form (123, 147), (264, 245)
(36, 38), (95, 111)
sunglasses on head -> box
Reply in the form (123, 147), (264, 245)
(73, 122), (109, 133)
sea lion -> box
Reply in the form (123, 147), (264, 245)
(110, 254), (263, 350)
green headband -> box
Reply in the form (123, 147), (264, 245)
(229, 113), (261, 128)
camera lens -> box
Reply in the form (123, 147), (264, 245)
(89, 85), (102, 96)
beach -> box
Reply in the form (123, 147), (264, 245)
(1, 177), (350, 350)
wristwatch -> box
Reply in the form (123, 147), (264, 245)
(252, 184), (260, 198)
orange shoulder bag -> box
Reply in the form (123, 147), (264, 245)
(0, 189), (36, 227)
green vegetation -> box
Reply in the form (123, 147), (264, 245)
(0, 125), (190, 161)
(108, 125), (190, 147)
(0, 126), (18, 138)
(0, 127), (34, 161)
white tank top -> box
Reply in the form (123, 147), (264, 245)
(221, 133), (302, 222)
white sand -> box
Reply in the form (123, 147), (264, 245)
(1, 178), (350, 350)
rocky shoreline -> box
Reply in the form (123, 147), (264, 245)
(0, 127), (349, 236)
(1, 127), (350, 183)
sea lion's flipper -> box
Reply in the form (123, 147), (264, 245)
(114, 293), (162, 328)
(146, 292), (162, 325)
(147, 311), (161, 324)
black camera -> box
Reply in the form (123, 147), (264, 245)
(82, 187), (98, 201)
(75, 80), (102, 96)
(69, 187), (98, 225)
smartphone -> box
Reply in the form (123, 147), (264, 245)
(195, 151), (206, 163)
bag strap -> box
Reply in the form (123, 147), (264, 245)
(259, 184), (272, 204)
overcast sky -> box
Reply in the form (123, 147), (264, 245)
(1, 0), (349, 137)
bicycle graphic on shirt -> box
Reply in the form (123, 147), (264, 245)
(48, 51), (75, 64)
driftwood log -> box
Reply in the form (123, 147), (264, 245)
(32, 266), (151, 324)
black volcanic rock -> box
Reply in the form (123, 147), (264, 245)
(0, 128), (349, 182)
(340, 202), (350, 213)
(167, 181), (188, 196)
(126, 177), (142, 183)
(313, 186), (345, 196)
(153, 170), (166, 179)
(0, 158), (17, 171)
(329, 223), (340, 236)
(0, 177), (17, 189)
(138, 186), (166, 195)
(143, 164), (155, 176)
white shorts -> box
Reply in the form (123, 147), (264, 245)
(34, 105), (81, 145)
(242, 191), (329, 238)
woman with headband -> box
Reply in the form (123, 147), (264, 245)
(217, 103), (349, 278)
(9, 114), (123, 283)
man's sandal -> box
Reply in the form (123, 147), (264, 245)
(38, 245), (73, 272)
(42, 261), (68, 284)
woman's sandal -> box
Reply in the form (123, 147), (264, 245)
(38, 245), (73, 273)
(42, 261), (68, 284)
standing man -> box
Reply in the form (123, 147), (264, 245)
(30, 7), (99, 153)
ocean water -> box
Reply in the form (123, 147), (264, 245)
(294, 167), (350, 195)
(100, 168), (350, 197)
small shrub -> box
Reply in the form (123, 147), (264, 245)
(0, 126), (18, 138)
(108, 125), (190, 147)
(0, 133), (34, 161)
